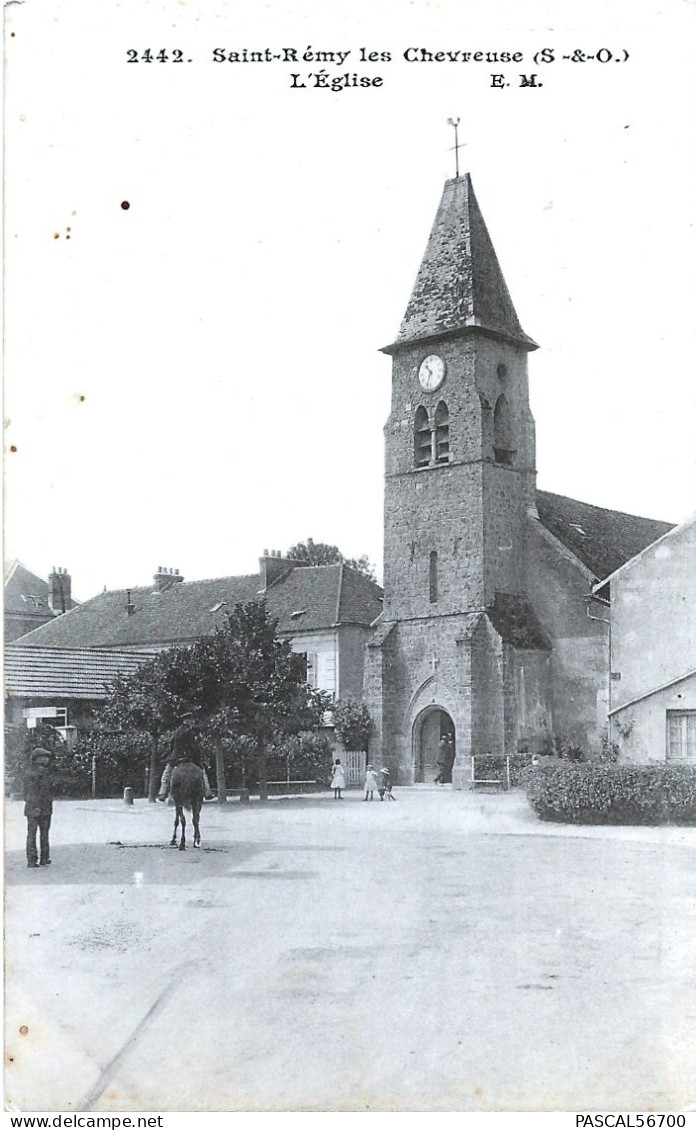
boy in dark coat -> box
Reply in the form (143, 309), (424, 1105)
(24, 747), (54, 868)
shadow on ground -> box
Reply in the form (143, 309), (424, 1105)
(5, 839), (342, 886)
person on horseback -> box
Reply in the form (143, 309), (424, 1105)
(157, 712), (214, 801)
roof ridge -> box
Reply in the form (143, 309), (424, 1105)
(537, 488), (672, 526)
(335, 562), (345, 624)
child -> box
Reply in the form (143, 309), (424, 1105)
(378, 766), (396, 800)
(330, 759), (345, 799)
(364, 764), (379, 801)
(24, 747), (54, 868)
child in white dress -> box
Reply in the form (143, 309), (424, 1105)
(364, 764), (379, 801)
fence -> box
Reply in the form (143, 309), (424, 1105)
(343, 750), (367, 786)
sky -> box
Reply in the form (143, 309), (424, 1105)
(4, 0), (696, 602)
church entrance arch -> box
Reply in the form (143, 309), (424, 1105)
(413, 707), (456, 785)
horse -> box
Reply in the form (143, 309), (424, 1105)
(169, 760), (205, 851)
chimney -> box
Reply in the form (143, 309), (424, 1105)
(153, 566), (185, 593)
(258, 550), (300, 593)
(48, 566), (72, 614)
(125, 589), (136, 617)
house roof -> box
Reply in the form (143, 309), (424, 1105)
(14, 564), (384, 651)
(592, 511), (696, 591)
(536, 491), (674, 581)
(4, 645), (158, 700)
(4, 560), (77, 617)
(386, 175), (537, 353)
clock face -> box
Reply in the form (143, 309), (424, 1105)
(418, 354), (446, 391)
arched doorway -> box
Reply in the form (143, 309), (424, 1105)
(414, 707), (456, 784)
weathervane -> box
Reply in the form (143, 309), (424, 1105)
(447, 117), (464, 178)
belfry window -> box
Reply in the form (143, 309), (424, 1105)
(414, 406), (431, 467)
(429, 551), (438, 603)
(493, 395), (514, 466)
(434, 401), (450, 463)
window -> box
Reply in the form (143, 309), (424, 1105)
(429, 551), (438, 603)
(304, 653), (316, 688)
(667, 711), (696, 760)
(493, 394), (514, 465)
(434, 401), (450, 463)
(414, 406), (431, 467)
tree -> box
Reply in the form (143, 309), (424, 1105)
(101, 653), (189, 801)
(286, 538), (376, 582)
(332, 699), (373, 751)
(99, 601), (330, 803)
(198, 602), (330, 800)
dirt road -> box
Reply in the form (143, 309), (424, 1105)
(5, 789), (696, 1111)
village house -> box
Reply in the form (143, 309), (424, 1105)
(4, 562), (77, 642)
(4, 644), (158, 746)
(13, 554), (384, 716)
(10, 175), (688, 788)
(592, 514), (696, 763)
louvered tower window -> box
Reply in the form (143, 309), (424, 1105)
(434, 401), (450, 463)
(493, 395), (515, 466)
(414, 406), (431, 467)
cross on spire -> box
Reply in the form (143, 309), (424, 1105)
(447, 117), (464, 178)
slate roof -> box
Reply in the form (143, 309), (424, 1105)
(536, 491), (674, 581)
(4, 561), (78, 611)
(387, 175), (537, 353)
(4, 645), (158, 700)
(14, 564), (384, 651)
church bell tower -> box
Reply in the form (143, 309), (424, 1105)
(381, 173), (538, 621)
(365, 172), (544, 785)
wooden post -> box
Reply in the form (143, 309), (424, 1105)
(257, 738), (268, 802)
(91, 755), (97, 799)
(215, 739), (228, 805)
(147, 735), (160, 803)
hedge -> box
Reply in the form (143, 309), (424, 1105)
(525, 762), (696, 825)
(472, 752), (539, 788)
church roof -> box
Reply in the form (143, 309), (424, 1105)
(386, 174), (537, 353)
(536, 490), (674, 580)
(13, 564), (384, 651)
(4, 644), (158, 700)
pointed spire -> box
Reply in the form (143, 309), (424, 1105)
(385, 174), (537, 353)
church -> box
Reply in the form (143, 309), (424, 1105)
(11, 172), (679, 787)
(363, 173), (672, 787)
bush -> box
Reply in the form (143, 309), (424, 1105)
(473, 752), (538, 788)
(267, 731), (334, 788)
(216, 731), (333, 791)
(332, 699), (372, 751)
(4, 727), (152, 799)
(525, 762), (696, 825)
(67, 731), (152, 798)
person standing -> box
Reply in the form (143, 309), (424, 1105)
(24, 747), (54, 868)
(364, 764), (379, 801)
(378, 766), (396, 800)
(330, 758), (345, 799)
